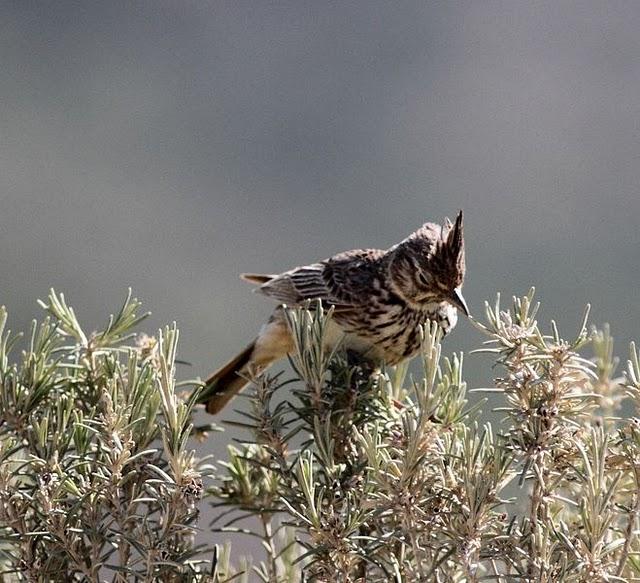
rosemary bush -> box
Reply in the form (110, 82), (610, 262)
(214, 291), (640, 582)
(2, 289), (640, 581)
(0, 290), (213, 581)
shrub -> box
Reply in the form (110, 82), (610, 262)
(1, 289), (639, 581)
(0, 291), (212, 581)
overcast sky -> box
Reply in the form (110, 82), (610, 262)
(2, 0), (640, 550)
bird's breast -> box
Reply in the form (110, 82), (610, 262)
(326, 301), (458, 365)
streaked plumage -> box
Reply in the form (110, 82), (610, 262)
(201, 211), (468, 413)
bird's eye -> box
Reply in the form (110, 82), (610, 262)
(417, 272), (430, 287)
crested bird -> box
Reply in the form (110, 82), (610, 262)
(201, 211), (469, 414)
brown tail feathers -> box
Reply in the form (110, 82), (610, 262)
(202, 341), (256, 414)
(202, 307), (294, 414)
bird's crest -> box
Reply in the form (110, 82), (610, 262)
(431, 210), (465, 286)
(447, 210), (464, 262)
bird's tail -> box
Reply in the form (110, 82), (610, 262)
(201, 341), (256, 414)
(202, 308), (293, 414)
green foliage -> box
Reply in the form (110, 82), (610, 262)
(3, 289), (640, 582)
(215, 292), (640, 582)
(0, 290), (213, 582)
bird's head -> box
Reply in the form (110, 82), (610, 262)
(388, 210), (469, 316)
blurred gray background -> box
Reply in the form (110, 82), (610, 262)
(1, 0), (639, 558)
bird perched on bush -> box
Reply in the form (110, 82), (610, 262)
(201, 211), (469, 413)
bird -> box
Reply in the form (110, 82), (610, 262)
(201, 211), (469, 414)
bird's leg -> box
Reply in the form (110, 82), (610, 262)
(325, 349), (383, 464)
(344, 349), (379, 379)
(347, 351), (383, 410)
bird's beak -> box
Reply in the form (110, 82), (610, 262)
(449, 287), (470, 317)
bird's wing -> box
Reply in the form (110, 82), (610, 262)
(246, 249), (385, 309)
